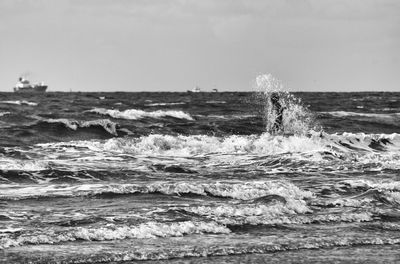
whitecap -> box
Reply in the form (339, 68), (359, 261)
(319, 111), (400, 118)
(145, 102), (186, 106)
(0, 221), (229, 249)
(0, 100), (37, 106)
(0, 159), (48, 171)
(88, 108), (193, 120)
(0, 180), (314, 201)
(43, 118), (119, 136)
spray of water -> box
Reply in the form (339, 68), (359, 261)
(254, 74), (316, 135)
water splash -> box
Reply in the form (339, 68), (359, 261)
(254, 74), (315, 135)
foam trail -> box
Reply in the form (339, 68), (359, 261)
(0, 100), (37, 106)
(146, 102), (186, 106)
(88, 108), (193, 120)
(321, 111), (400, 118)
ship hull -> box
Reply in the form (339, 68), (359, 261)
(14, 85), (47, 93)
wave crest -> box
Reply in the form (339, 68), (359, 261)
(88, 108), (193, 120)
(42, 118), (119, 136)
(0, 100), (37, 106)
(66, 133), (327, 156)
(0, 221), (229, 249)
(146, 102), (186, 106)
(0, 180), (313, 200)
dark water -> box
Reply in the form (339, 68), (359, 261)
(0, 91), (400, 263)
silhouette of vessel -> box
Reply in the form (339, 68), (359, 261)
(13, 77), (47, 93)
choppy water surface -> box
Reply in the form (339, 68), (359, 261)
(0, 85), (400, 263)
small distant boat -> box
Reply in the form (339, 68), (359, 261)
(13, 77), (47, 93)
(187, 86), (201, 93)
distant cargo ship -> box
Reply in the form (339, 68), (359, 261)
(13, 77), (47, 93)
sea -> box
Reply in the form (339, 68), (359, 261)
(1, 77), (400, 263)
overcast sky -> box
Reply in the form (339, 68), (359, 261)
(0, 0), (399, 92)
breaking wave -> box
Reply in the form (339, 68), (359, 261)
(321, 111), (400, 118)
(39, 118), (120, 136)
(0, 100), (37, 106)
(0, 180), (313, 200)
(145, 102), (186, 106)
(39, 131), (400, 157)
(1, 132), (397, 174)
(19, 132), (397, 175)
(0, 221), (229, 249)
(88, 108), (193, 120)
(184, 206), (373, 226)
(0, 160), (49, 172)
(342, 179), (400, 193)
(44, 133), (327, 156)
(2, 231), (400, 262)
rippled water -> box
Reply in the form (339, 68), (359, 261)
(0, 90), (400, 263)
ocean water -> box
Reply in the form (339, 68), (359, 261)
(0, 88), (400, 263)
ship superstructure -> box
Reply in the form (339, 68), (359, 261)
(14, 77), (47, 93)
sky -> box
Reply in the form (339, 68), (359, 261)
(0, 0), (399, 92)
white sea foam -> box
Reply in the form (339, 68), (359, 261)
(75, 221), (229, 240)
(184, 199), (311, 221)
(0, 131), (392, 176)
(3, 235), (399, 262)
(385, 191), (400, 204)
(343, 179), (400, 192)
(311, 197), (373, 208)
(0, 180), (313, 201)
(199, 114), (257, 120)
(207, 211), (373, 226)
(333, 179), (400, 205)
(0, 100), (38, 106)
(320, 111), (400, 119)
(88, 108), (193, 120)
(68, 133), (328, 156)
(382, 107), (400, 111)
(44, 118), (119, 136)
(0, 159), (48, 171)
(0, 221), (230, 249)
(0, 112), (10, 117)
(145, 102), (186, 106)
(321, 132), (400, 155)
(31, 132), (400, 173)
(40, 132), (400, 156)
